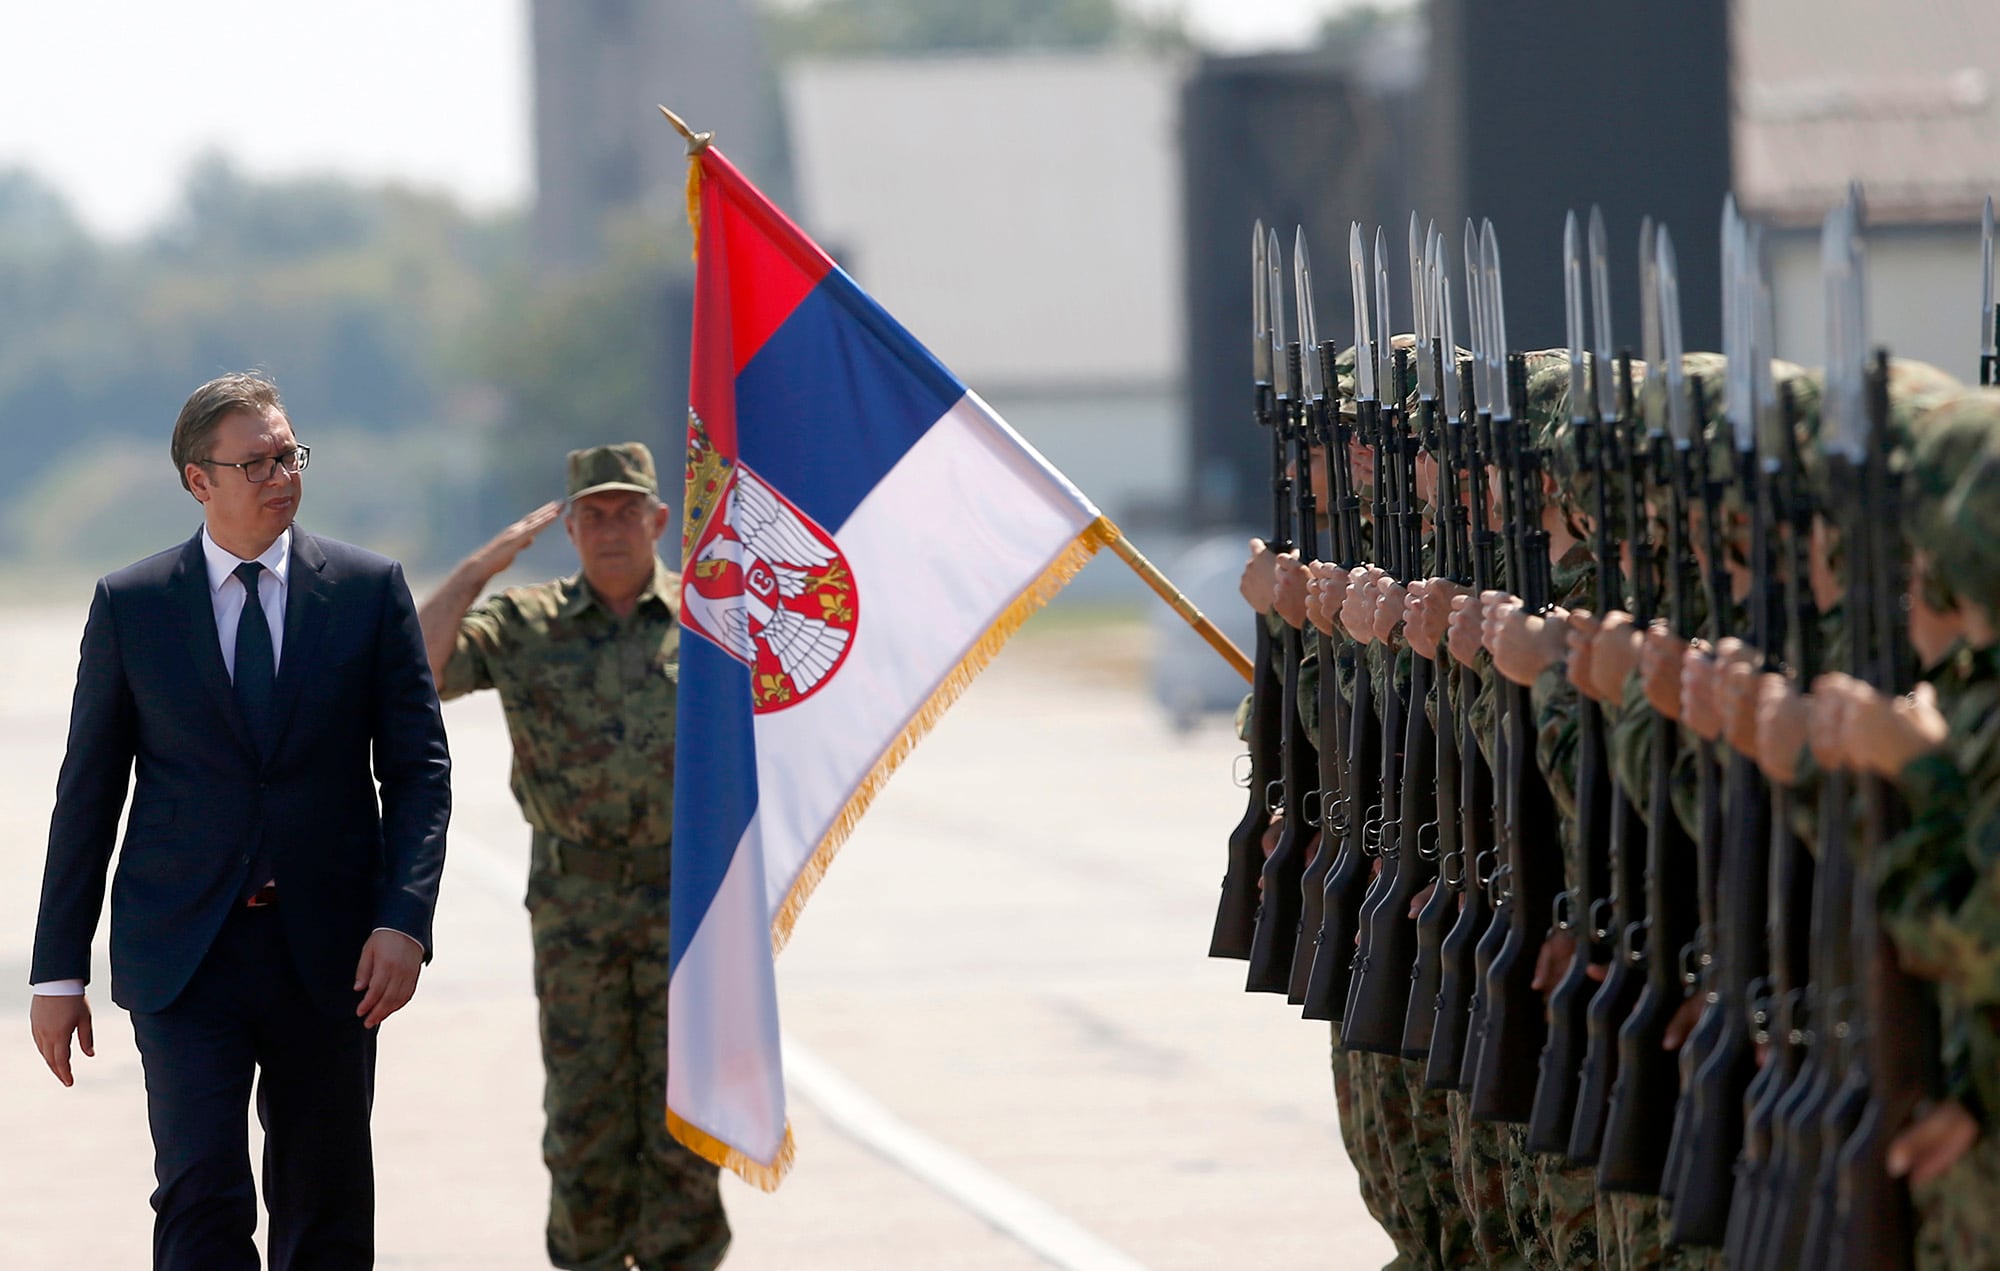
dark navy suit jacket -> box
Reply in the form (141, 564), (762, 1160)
(30, 528), (452, 1017)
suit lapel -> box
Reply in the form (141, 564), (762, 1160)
(268, 531), (330, 751)
(169, 530), (257, 758)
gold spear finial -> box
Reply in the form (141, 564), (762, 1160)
(658, 106), (714, 156)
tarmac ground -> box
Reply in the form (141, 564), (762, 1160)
(0, 598), (1389, 1269)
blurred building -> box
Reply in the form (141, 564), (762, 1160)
(531, 0), (792, 271)
(1737, 0), (2000, 374)
(786, 51), (1188, 543)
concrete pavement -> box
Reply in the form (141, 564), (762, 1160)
(0, 597), (1389, 1269)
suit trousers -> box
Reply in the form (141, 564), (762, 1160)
(129, 901), (378, 1271)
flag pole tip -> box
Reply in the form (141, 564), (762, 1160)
(658, 106), (714, 155)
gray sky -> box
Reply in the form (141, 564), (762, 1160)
(0, 0), (1351, 239)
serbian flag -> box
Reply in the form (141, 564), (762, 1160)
(668, 141), (1113, 1187)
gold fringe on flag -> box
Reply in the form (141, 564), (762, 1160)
(767, 515), (1117, 955)
(668, 1107), (797, 1193)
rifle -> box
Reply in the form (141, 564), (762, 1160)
(1245, 228), (1319, 994)
(1462, 220), (1518, 1106)
(1597, 224), (1703, 1192)
(1405, 234), (1466, 1059)
(1529, 207), (1623, 1154)
(1826, 302), (1929, 1271)
(1212, 223), (1280, 960)
(1570, 218), (1661, 1165)
(1981, 195), (1994, 388)
(1339, 231), (1407, 1031)
(1426, 217), (1498, 1090)
(1470, 218), (1564, 1122)
(1346, 217), (1442, 1054)
(1673, 220), (1780, 1246)
(1301, 224), (1386, 1022)
(1726, 374), (1822, 1268)
(1287, 231), (1340, 1004)
(1754, 205), (1862, 1271)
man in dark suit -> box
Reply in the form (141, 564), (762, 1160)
(27, 372), (452, 1270)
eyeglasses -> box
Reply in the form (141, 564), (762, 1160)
(204, 444), (311, 484)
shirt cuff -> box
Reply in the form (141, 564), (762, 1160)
(31, 980), (85, 996)
(372, 928), (425, 953)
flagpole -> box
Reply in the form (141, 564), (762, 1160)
(1100, 526), (1254, 683)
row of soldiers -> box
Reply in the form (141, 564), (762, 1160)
(1215, 192), (2000, 1268)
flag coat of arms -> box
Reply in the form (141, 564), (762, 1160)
(669, 142), (1113, 1187)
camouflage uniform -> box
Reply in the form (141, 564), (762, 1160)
(438, 444), (728, 1271)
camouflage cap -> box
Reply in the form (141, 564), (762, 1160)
(1932, 400), (2000, 610)
(1540, 356), (1651, 532)
(567, 442), (659, 502)
(1906, 389), (2000, 563)
(1803, 357), (1964, 514)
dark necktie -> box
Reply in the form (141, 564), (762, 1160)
(233, 560), (276, 753)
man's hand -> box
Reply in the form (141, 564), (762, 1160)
(1641, 623), (1689, 720)
(1663, 993), (1705, 1050)
(1587, 611), (1644, 704)
(1273, 552), (1309, 630)
(1534, 929), (1576, 994)
(353, 931), (425, 1029)
(1755, 673), (1809, 785)
(1488, 602), (1569, 687)
(472, 501), (562, 580)
(1836, 680), (1949, 778)
(1305, 563), (1348, 636)
(29, 994), (93, 1087)
(1681, 645), (1725, 741)
(1341, 566), (1381, 644)
(1240, 538), (1278, 614)
(1405, 579), (1465, 661)
(1888, 1100), (1981, 1187)
(1720, 655), (1762, 757)
(1372, 575), (1407, 646)
(1447, 590), (1486, 667)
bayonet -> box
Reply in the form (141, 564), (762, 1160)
(1253, 222), (1272, 387)
(1464, 219), (1487, 412)
(1566, 209), (1588, 424)
(1441, 241), (1461, 419)
(1375, 226), (1395, 401)
(1589, 206), (1616, 423)
(1411, 213), (1434, 400)
(1350, 222), (1376, 404)
(1660, 227), (1691, 445)
(1296, 228), (1321, 402)
(1483, 219), (1511, 421)
(1268, 227), (1288, 400)
(1981, 196), (1994, 384)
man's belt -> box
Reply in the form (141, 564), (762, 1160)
(533, 830), (671, 887)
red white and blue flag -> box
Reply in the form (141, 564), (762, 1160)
(668, 143), (1111, 1187)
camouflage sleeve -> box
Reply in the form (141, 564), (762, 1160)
(1608, 673), (1654, 824)
(1468, 657), (1500, 768)
(1233, 693), (1253, 744)
(436, 599), (506, 701)
(1533, 663), (1583, 829)
(1298, 640), (1323, 745)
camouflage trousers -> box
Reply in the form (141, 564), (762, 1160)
(1446, 1091), (1518, 1266)
(1600, 1193), (1718, 1270)
(1530, 1152), (1601, 1268)
(527, 864), (730, 1271)
(1913, 1130), (2000, 1271)
(1333, 1025), (1400, 1247)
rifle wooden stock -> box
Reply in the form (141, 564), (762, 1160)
(1402, 658), (1458, 1058)
(1288, 629), (1346, 1002)
(1668, 750), (1771, 1245)
(1212, 616), (1280, 960)
(1527, 697), (1616, 1153)
(1426, 694), (1494, 1090)
(1596, 714), (1699, 1192)
(1568, 786), (1648, 1162)
(1301, 660), (1379, 1020)
(1244, 630), (1313, 993)
(1345, 654), (1436, 1053)
(1341, 650), (1407, 1031)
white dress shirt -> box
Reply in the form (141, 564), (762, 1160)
(34, 526), (414, 998)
